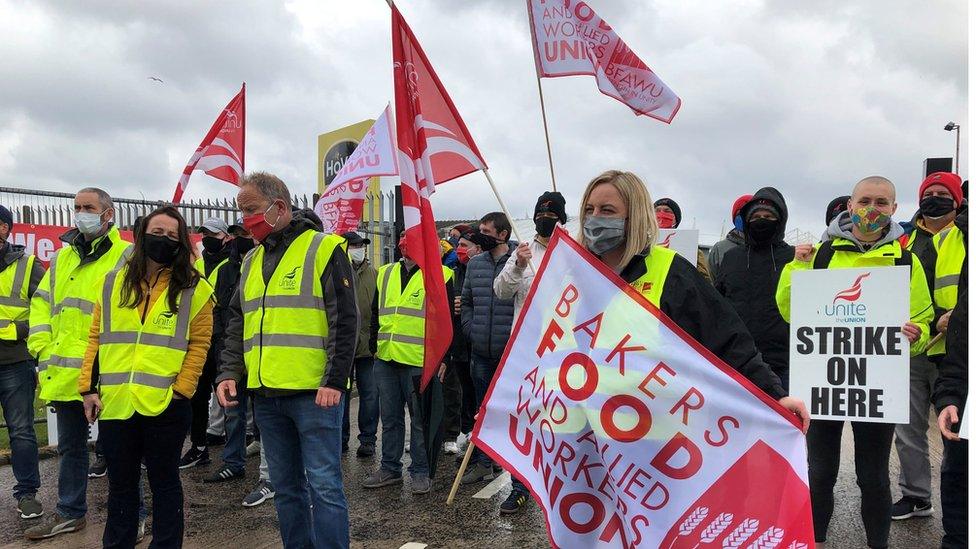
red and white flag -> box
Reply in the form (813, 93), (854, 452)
(172, 84), (246, 203)
(392, 4), (487, 391)
(527, 1), (681, 123)
(313, 104), (399, 234)
(472, 227), (813, 548)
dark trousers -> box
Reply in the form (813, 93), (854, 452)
(342, 357), (379, 450)
(807, 420), (895, 548)
(100, 399), (192, 549)
(189, 358), (217, 448)
(442, 360), (466, 439)
(0, 360), (40, 500)
(455, 358), (476, 434)
(470, 354), (499, 467)
(941, 437), (968, 548)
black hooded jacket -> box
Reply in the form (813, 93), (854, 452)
(713, 187), (795, 378)
(932, 210), (967, 413)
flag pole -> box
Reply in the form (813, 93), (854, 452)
(447, 443), (476, 505)
(534, 76), (558, 192)
(482, 169), (523, 243)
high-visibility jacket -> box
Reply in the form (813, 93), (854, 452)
(627, 246), (678, 307)
(375, 262), (454, 367)
(29, 227), (131, 402)
(241, 229), (344, 390)
(0, 254), (37, 341)
(96, 267), (213, 420)
(929, 226), (967, 356)
(194, 256), (229, 288)
(775, 237), (934, 357)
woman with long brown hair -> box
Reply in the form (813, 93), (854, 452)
(79, 206), (214, 548)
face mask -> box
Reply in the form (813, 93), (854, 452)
(234, 235), (255, 255)
(144, 234), (181, 265)
(656, 211), (676, 229)
(349, 247), (367, 264)
(747, 218), (778, 243)
(850, 206), (890, 235)
(243, 202), (279, 243)
(919, 196), (955, 219)
(448, 236), (460, 247)
(456, 246), (470, 264)
(733, 215), (745, 232)
(535, 217), (558, 238)
(398, 238), (411, 261)
(583, 216), (626, 256)
(201, 236), (224, 254)
(75, 211), (105, 237)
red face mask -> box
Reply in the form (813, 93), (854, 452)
(656, 211), (676, 229)
(243, 202), (279, 242)
(456, 246), (470, 264)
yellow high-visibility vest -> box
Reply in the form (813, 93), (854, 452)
(96, 267), (213, 420)
(194, 256), (229, 288)
(241, 230), (343, 390)
(29, 227), (132, 402)
(375, 262), (454, 367)
(930, 226), (967, 356)
(0, 254), (36, 341)
(627, 246), (678, 307)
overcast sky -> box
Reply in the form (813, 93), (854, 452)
(0, 0), (967, 243)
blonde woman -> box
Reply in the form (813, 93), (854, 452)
(577, 170), (810, 427)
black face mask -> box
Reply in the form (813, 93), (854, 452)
(202, 236), (224, 254)
(535, 217), (558, 238)
(919, 196), (956, 219)
(747, 218), (779, 243)
(144, 234), (181, 265)
(234, 236), (255, 255)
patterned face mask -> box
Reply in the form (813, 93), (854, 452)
(850, 206), (890, 235)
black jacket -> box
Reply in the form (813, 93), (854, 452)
(0, 243), (45, 365)
(216, 209), (357, 395)
(207, 241), (246, 368)
(621, 247), (787, 400)
(933, 213), (968, 414)
(713, 188), (794, 378)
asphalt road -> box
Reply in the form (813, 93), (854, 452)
(0, 401), (947, 548)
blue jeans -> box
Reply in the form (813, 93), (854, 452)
(53, 400), (89, 519)
(222, 388), (249, 472)
(342, 357), (379, 449)
(254, 393), (348, 549)
(0, 360), (40, 500)
(374, 359), (427, 477)
(470, 354), (500, 467)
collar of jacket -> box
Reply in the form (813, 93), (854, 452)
(619, 247), (652, 284)
(61, 224), (120, 264)
(260, 218), (316, 253)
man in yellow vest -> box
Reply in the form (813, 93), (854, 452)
(362, 232), (453, 495)
(180, 217), (233, 470)
(215, 172), (357, 549)
(0, 205), (46, 521)
(25, 187), (131, 540)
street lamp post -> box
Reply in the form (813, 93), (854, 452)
(945, 121), (961, 174)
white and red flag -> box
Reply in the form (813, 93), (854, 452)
(472, 227), (813, 548)
(527, 1), (680, 123)
(313, 104), (399, 234)
(392, 4), (487, 391)
(172, 84), (246, 203)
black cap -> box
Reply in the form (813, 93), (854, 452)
(0, 205), (13, 229)
(535, 191), (567, 224)
(341, 231), (370, 246)
(654, 198), (682, 227)
(825, 195), (850, 226)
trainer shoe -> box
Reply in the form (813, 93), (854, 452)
(242, 480), (275, 507)
(362, 469), (403, 488)
(88, 454), (107, 478)
(891, 496), (934, 520)
(443, 441), (460, 455)
(460, 463), (495, 485)
(411, 476), (432, 494)
(356, 445), (375, 458)
(203, 466), (245, 483)
(500, 490), (528, 515)
(17, 495), (43, 519)
(24, 513), (86, 540)
(178, 447), (210, 470)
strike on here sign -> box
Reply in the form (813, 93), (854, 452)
(788, 266), (910, 424)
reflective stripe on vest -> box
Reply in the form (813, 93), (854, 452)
(375, 262), (453, 367)
(195, 256), (229, 288)
(37, 228), (132, 403)
(96, 267), (211, 420)
(0, 254), (33, 342)
(628, 246), (678, 308)
(929, 226), (966, 356)
(241, 230), (342, 390)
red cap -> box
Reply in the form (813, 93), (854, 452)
(731, 194), (753, 220)
(919, 172), (963, 205)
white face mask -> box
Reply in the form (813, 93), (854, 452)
(75, 211), (106, 237)
(349, 247), (367, 264)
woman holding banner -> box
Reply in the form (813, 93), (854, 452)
(576, 170), (810, 426)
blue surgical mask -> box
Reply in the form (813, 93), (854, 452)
(74, 211), (106, 237)
(583, 216), (626, 256)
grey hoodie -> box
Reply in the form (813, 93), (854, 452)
(823, 211), (904, 251)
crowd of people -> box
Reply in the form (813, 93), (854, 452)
(0, 168), (966, 548)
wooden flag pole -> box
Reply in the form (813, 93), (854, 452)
(446, 442), (476, 505)
(924, 332), (945, 353)
(535, 76), (558, 192)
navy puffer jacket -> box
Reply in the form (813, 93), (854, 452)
(460, 243), (516, 360)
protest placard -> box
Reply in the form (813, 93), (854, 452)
(656, 229), (698, 265)
(472, 227), (813, 548)
(788, 267), (910, 424)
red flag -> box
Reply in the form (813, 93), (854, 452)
(172, 84), (246, 203)
(392, 5), (485, 391)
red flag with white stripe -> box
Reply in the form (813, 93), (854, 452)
(172, 84), (246, 203)
(392, 4), (486, 391)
